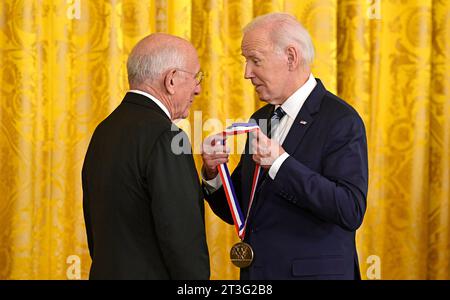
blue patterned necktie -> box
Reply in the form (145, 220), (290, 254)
(256, 106), (287, 187)
(268, 107), (286, 138)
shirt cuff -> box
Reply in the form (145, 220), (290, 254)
(268, 152), (290, 179)
(202, 171), (223, 194)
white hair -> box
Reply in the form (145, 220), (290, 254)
(127, 44), (186, 86)
(243, 12), (315, 66)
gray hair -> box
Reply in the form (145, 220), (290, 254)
(243, 12), (315, 66)
(127, 45), (186, 86)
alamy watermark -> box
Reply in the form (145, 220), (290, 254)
(366, 254), (381, 279)
(66, 255), (81, 279)
(170, 111), (281, 156)
(367, 0), (381, 20)
(67, 0), (81, 20)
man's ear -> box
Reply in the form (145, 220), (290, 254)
(164, 69), (177, 95)
(286, 46), (299, 71)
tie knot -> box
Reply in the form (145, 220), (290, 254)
(271, 107), (286, 121)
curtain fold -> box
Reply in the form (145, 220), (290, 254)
(0, 0), (448, 279)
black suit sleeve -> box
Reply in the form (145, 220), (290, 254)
(147, 130), (210, 279)
(203, 163), (242, 225)
(82, 161), (94, 258)
(275, 113), (368, 231)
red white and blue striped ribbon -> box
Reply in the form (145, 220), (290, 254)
(217, 123), (260, 240)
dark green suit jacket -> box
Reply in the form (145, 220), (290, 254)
(82, 92), (210, 279)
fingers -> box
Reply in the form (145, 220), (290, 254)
(202, 148), (229, 167)
(203, 157), (229, 175)
(205, 156), (229, 166)
(251, 135), (270, 156)
(202, 133), (231, 179)
(203, 144), (230, 156)
(202, 153), (229, 180)
(252, 154), (271, 169)
(252, 154), (262, 165)
(250, 128), (268, 142)
(202, 133), (229, 155)
(204, 133), (227, 146)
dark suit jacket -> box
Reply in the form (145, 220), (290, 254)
(82, 92), (210, 279)
(205, 79), (368, 279)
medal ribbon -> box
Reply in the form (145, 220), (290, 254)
(217, 123), (261, 240)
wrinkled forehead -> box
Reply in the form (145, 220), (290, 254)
(241, 28), (273, 56)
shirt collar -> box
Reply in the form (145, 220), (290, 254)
(128, 89), (171, 119)
(279, 73), (317, 120)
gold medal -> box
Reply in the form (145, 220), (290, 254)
(230, 242), (254, 268)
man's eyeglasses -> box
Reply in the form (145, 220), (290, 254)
(176, 69), (204, 85)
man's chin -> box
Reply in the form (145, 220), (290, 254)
(255, 90), (269, 102)
(181, 110), (190, 119)
(257, 94), (270, 103)
(176, 106), (191, 120)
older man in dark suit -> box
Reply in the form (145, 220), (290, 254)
(82, 33), (209, 279)
(202, 13), (368, 279)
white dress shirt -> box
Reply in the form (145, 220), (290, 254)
(128, 89), (171, 120)
(204, 73), (317, 191)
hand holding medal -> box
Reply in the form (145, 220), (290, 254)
(251, 128), (285, 169)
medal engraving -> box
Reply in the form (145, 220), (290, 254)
(230, 242), (254, 268)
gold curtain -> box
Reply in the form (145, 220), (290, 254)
(0, 0), (448, 280)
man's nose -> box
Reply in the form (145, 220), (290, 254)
(244, 63), (254, 79)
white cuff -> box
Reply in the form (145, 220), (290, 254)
(268, 152), (290, 179)
(202, 171), (223, 194)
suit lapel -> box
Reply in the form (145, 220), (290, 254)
(259, 106), (274, 136)
(281, 110), (314, 155)
(282, 79), (326, 155)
